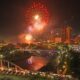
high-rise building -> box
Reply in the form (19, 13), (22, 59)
(64, 26), (72, 44)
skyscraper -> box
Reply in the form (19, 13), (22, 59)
(65, 26), (72, 44)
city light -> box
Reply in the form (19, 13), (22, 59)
(0, 0), (80, 79)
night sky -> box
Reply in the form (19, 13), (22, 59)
(0, 0), (80, 40)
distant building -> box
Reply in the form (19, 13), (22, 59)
(74, 35), (80, 44)
(64, 26), (72, 44)
(54, 37), (62, 43)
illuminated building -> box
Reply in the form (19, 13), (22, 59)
(64, 26), (72, 44)
(54, 36), (62, 43)
(51, 28), (63, 43)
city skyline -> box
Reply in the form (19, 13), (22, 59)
(0, 0), (80, 40)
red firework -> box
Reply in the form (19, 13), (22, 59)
(26, 2), (49, 25)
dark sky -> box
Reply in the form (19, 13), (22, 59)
(0, 0), (80, 40)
